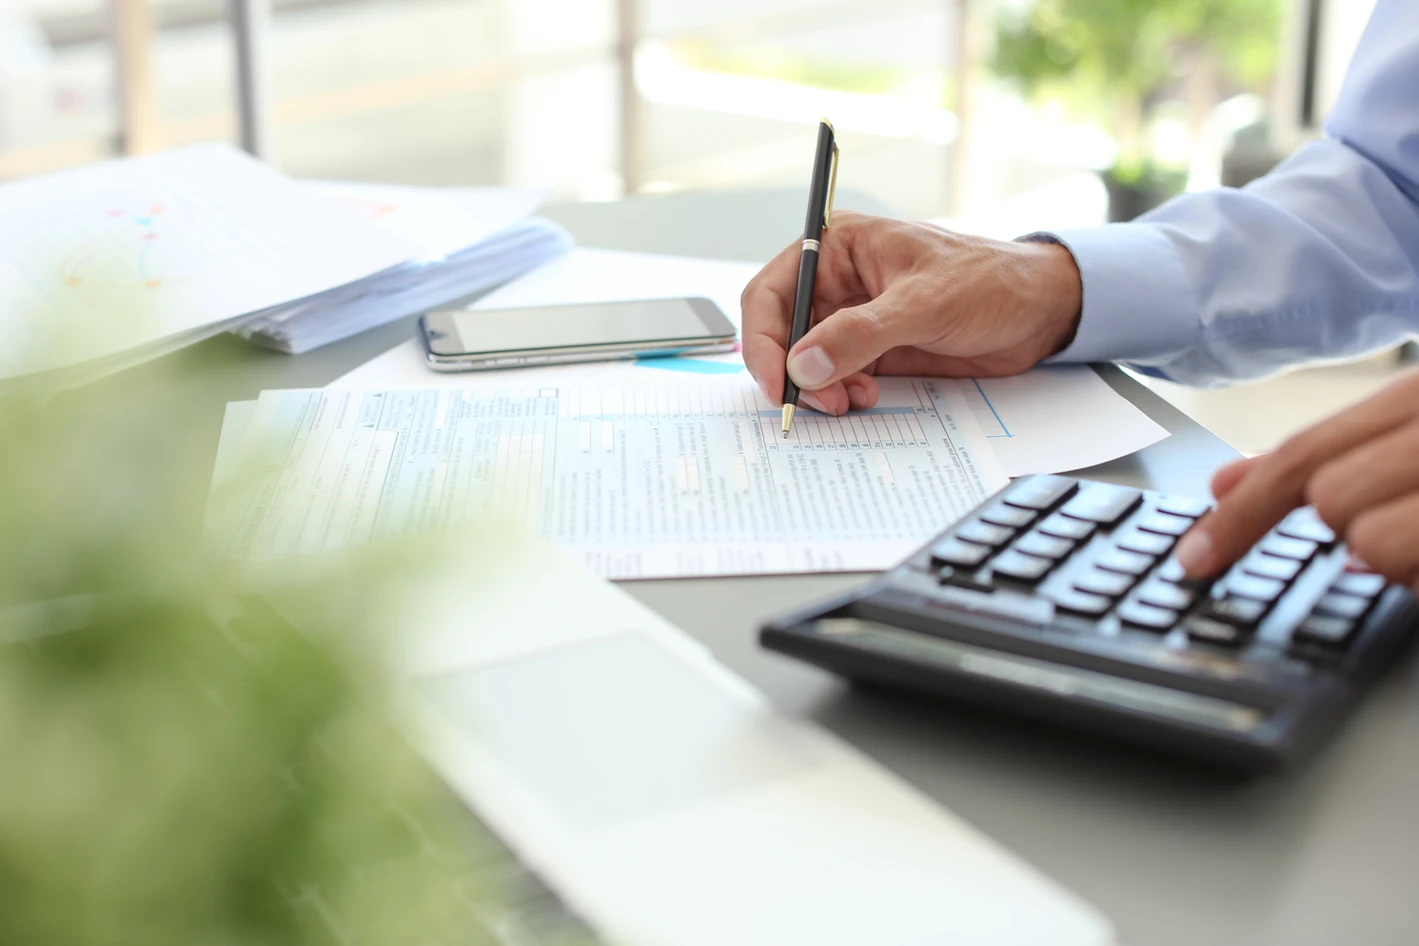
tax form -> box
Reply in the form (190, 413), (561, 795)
(221, 377), (1007, 579)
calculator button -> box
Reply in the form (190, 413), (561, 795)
(1242, 554), (1302, 582)
(1224, 573), (1286, 603)
(1184, 616), (1244, 646)
(1095, 548), (1155, 576)
(1198, 596), (1268, 627)
(1155, 495), (1210, 519)
(1295, 615), (1355, 645)
(1116, 600), (1178, 630)
(989, 549), (1053, 583)
(1037, 513), (1095, 541)
(1154, 558), (1185, 583)
(1153, 558), (1213, 590)
(1136, 582), (1197, 612)
(1314, 593), (1370, 620)
(1060, 484), (1143, 526)
(1002, 475), (1078, 511)
(1276, 508), (1336, 544)
(1074, 568), (1135, 598)
(1012, 531), (1074, 560)
(1116, 529), (1174, 557)
(954, 520), (1015, 547)
(1259, 534), (1319, 561)
(937, 566), (994, 593)
(930, 537), (991, 568)
(1048, 588), (1113, 616)
(979, 503), (1037, 529)
(1136, 513), (1193, 537)
(1332, 572), (1386, 598)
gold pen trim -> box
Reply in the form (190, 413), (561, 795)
(824, 140), (840, 229)
(780, 403), (796, 437)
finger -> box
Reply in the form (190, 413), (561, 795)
(1211, 456), (1264, 500)
(785, 292), (913, 391)
(741, 238), (809, 403)
(843, 372), (880, 410)
(800, 384), (850, 416)
(1346, 491), (1419, 590)
(1305, 420), (1419, 535)
(1175, 381), (1419, 578)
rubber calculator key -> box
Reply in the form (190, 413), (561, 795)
(1198, 596), (1268, 627)
(1013, 531), (1074, 560)
(1117, 529), (1174, 557)
(1048, 588), (1113, 616)
(1060, 483), (1143, 525)
(1096, 547), (1155, 576)
(930, 537), (991, 568)
(1277, 509), (1336, 544)
(1184, 616), (1245, 646)
(1116, 600), (1178, 630)
(955, 519), (1015, 547)
(1074, 568), (1135, 598)
(989, 549), (1053, 583)
(1332, 572), (1385, 598)
(1224, 573), (1286, 603)
(1037, 514), (1095, 541)
(979, 503), (1037, 529)
(1314, 593), (1369, 620)
(1136, 582), (1197, 612)
(1155, 495), (1210, 519)
(1294, 615), (1354, 645)
(1259, 534), (1319, 561)
(1242, 554), (1302, 582)
(1136, 513), (1194, 537)
(1002, 474), (1078, 511)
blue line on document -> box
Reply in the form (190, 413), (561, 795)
(972, 379), (1012, 439)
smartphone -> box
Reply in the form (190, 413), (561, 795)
(419, 297), (738, 372)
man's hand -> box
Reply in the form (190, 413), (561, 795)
(1176, 368), (1419, 592)
(741, 212), (1083, 415)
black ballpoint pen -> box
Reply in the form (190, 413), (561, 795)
(782, 118), (839, 437)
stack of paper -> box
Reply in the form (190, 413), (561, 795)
(235, 181), (572, 354)
(0, 144), (415, 386)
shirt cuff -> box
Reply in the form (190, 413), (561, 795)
(1022, 224), (1201, 366)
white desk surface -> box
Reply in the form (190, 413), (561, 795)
(97, 188), (1419, 946)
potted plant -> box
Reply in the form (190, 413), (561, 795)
(993, 0), (1281, 221)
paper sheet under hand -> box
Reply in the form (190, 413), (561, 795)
(331, 247), (1167, 476)
(215, 377), (1007, 579)
(967, 367), (1168, 475)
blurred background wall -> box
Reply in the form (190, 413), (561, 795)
(0, 0), (1381, 226)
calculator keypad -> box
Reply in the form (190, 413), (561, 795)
(902, 475), (1398, 672)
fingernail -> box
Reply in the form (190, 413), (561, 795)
(787, 346), (835, 388)
(1175, 529), (1214, 576)
(800, 390), (828, 413)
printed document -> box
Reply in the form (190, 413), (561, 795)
(219, 377), (1007, 579)
(0, 144), (413, 381)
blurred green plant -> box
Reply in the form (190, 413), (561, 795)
(0, 338), (509, 942)
(994, 0), (1282, 211)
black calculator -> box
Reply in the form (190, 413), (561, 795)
(761, 475), (1418, 770)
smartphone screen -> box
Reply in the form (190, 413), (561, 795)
(436, 298), (730, 356)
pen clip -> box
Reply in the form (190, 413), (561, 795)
(823, 140), (840, 230)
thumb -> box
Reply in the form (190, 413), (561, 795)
(786, 295), (910, 391)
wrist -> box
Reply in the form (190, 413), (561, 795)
(1016, 239), (1083, 358)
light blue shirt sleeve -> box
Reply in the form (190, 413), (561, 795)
(1043, 0), (1419, 387)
